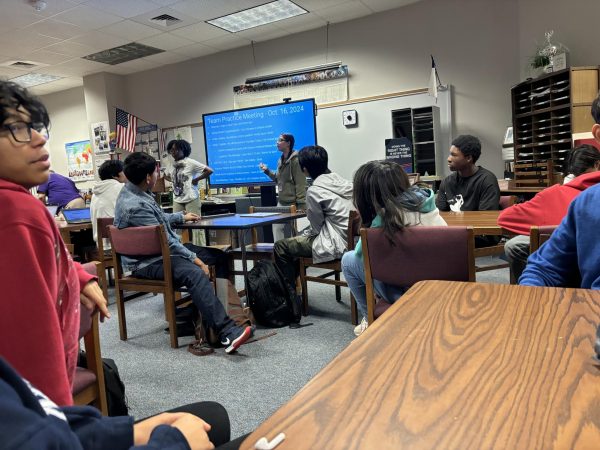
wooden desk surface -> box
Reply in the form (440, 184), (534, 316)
(500, 186), (545, 194)
(173, 212), (306, 231)
(440, 210), (504, 235)
(241, 280), (600, 450)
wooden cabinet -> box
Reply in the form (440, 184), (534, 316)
(391, 106), (441, 176)
(511, 66), (599, 187)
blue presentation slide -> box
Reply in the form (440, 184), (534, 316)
(203, 99), (316, 187)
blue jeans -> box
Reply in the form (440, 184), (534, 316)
(341, 250), (406, 319)
(133, 255), (235, 339)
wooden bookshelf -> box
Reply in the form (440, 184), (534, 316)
(511, 66), (599, 187)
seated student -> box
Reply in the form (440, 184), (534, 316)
(274, 145), (353, 291)
(341, 160), (447, 336)
(519, 94), (600, 288)
(0, 357), (243, 450)
(114, 152), (251, 354)
(90, 159), (126, 245)
(0, 80), (110, 405)
(562, 144), (600, 184)
(37, 170), (85, 211)
(499, 144), (600, 280)
(436, 134), (500, 246)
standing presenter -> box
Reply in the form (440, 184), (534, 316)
(164, 139), (213, 246)
(259, 133), (307, 241)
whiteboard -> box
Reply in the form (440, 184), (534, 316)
(317, 87), (452, 181)
(164, 87), (452, 183)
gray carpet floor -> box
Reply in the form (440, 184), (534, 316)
(98, 258), (510, 439)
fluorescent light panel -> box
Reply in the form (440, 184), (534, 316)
(9, 73), (62, 87)
(206, 0), (308, 33)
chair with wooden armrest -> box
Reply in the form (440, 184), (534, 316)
(474, 195), (517, 274)
(529, 225), (558, 253)
(108, 224), (194, 349)
(96, 217), (115, 302)
(362, 226), (475, 324)
(299, 210), (362, 325)
(73, 261), (108, 415)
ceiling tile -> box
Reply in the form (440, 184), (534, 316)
(84, 0), (164, 19)
(41, 40), (97, 58)
(21, 50), (75, 65)
(0, 66), (31, 78)
(68, 31), (130, 51)
(313, 1), (373, 23)
(202, 34), (250, 51)
(170, 21), (229, 43)
(142, 51), (190, 65)
(137, 33), (195, 51)
(52, 4), (123, 30)
(21, 0), (82, 18)
(0, 4), (44, 32)
(292, 0), (347, 12)
(99, 20), (163, 41)
(0, 29), (61, 56)
(275, 12), (327, 34)
(170, 0), (266, 21)
(24, 19), (85, 41)
(172, 42), (218, 58)
(149, 0), (181, 5)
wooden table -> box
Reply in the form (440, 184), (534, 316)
(241, 280), (600, 449)
(174, 212), (306, 295)
(55, 219), (92, 245)
(440, 210), (505, 235)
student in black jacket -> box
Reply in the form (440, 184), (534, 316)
(436, 134), (500, 246)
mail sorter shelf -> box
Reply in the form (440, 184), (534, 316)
(391, 106), (441, 176)
(511, 66), (599, 187)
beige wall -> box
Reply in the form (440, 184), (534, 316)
(42, 0), (598, 179)
(42, 86), (93, 189)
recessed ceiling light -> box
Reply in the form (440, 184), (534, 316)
(206, 0), (308, 33)
(9, 73), (62, 87)
(82, 42), (164, 65)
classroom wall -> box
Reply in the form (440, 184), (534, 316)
(518, 0), (600, 80)
(123, 0), (520, 178)
(42, 86), (93, 189)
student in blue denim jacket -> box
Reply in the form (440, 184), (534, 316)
(114, 152), (251, 354)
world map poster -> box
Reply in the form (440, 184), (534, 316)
(65, 140), (94, 181)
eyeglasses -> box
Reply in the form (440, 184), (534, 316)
(1, 121), (49, 143)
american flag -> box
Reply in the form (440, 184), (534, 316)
(115, 108), (137, 152)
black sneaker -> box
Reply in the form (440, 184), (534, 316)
(220, 325), (252, 354)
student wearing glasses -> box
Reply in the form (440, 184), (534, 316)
(0, 80), (110, 405)
(259, 133), (307, 241)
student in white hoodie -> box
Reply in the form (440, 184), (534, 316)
(90, 160), (126, 244)
(342, 160), (447, 336)
(274, 145), (353, 292)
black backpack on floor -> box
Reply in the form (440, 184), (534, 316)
(78, 353), (129, 416)
(247, 260), (301, 328)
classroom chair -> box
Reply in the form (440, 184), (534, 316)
(361, 226), (475, 324)
(529, 225), (558, 253)
(108, 224), (194, 349)
(73, 262), (108, 415)
(96, 217), (115, 301)
(473, 195), (517, 273)
(299, 210), (362, 324)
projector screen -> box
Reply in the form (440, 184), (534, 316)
(203, 98), (317, 187)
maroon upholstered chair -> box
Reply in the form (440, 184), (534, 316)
(108, 224), (188, 349)
(361, 226), (476, 324)
(529, 225), (558, 253)
(73, 262), (108, 415)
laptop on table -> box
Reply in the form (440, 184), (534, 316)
(62, 207), (92, 224)
(46, 204), (59, 216)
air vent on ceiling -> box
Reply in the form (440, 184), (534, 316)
(149, 14), (181, 27)
(82, 42), (164, 65)
(10, 61), (38, 69)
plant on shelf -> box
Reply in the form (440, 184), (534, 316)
(530, 30), (569, 75)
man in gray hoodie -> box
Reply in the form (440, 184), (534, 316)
(274, 145), (353, 291)
(90, 160), (126, 244)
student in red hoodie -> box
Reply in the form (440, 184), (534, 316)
(498, 144), (600, 280)
(0, 80), (110, 406)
